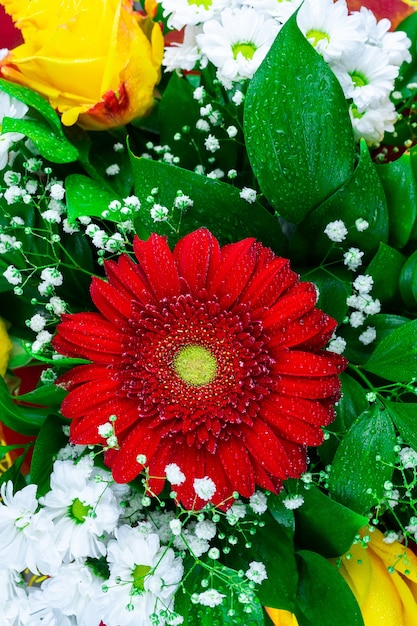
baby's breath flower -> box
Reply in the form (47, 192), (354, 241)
(150, 204), (169, 222)
(245, 561), (268, 584)
(198, 589), (225, 607)
(358, 326), (377, 345)
(355, 218), (369, 232)
(324, 219), (348, 242)
(282, 494), (305, 510)
(239, 187), (257, 204)
(193, 476), (216, 501)
(204, 134), (220, 153)
(344, 247), (364, 271)
(105, 164), (120, 176)
(249, 491), (267, 514)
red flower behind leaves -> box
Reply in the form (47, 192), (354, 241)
(53, 229), (347, 509)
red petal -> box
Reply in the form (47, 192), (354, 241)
(56, 363), (110, 389)
(133, 233), (180, 300)
(270, 350), (346, 377)
(90, 276), (133, 323)
(111, 425), (164, 484)
(268, 309), (336, 350)
(242, 420), (292, 479)
(218, 438), (255, 499)
(241, 257), (298, 309)
(53, 313), (124, 362)
(173, 228), (221, 295)
(61, 377), (121, 419)
(209, 238), (258, 308)
(264, 395), (335, 427)
(262, 282), (318, 331)
(104, 255), (157, 306)
(261, 404), (325, 446)
(273, 375), (341, 399)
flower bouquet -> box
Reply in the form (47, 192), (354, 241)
(1, 0), (417, 624)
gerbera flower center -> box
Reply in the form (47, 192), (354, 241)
(232, 42), (257, 60)
(350, 71), (368, 88)
(70, 498), (91, 523)
(173, 344), (217, 386)
(188, 0), (212, 7)
(305, 29), (330, 47)
(132, 564), (151, 590)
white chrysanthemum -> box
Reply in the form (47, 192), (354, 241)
(160, 0), (228, 30)
(97, 524), (183, 626)
(349, 99), (397, 145)
(332, 45), (399, 111)
(355, 7), (411, 67)
(0, 569), (31, 625)
(40, 561), (103, 626)
(40, 459), (121, 562)
(163, 25), (206, 73)
(242, 0), (302, 22)
(197, 7), (280, 85)
(0, 92), (28, 170)
(297, 0), (366, 63)
(0, 482), (61, 575)
(27, 588), (77, 626)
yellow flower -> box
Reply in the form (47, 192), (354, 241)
(0, 317), (12, 377)
(265, 608), (299, 626)
(338, 527), (417, 626)
(0, 0), (164, 130)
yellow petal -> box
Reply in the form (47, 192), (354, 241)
(0, 317), (13, 378)
(265, 608), (299, 626)
(338, 528), (417, 626)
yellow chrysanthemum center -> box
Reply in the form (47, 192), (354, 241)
(305, 29), (330, 47)
(133, 564), (152, 590)
(70, 498), (91, 523)
(188, 0), (212, 8)
(173, 344), (217, 386)
(232, 42), (257, 60)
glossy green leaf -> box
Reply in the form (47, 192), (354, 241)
(328, 405), (396, 514)
(14, 383), (67, 407)
(0, 78), (62, 132)
(294, 485), (368, 558)
(66, 174), (121, 222)
(362, 318), (417, 382)
(129, 154), (287, 253)
(294, 551), (364, 626)
(225, 513), (297, 610)
(399, 249), (417, 308)
(366, 242), (405, 304)
(385, 401), (417, 452)
(174, 561), (265, 625)
(0, 452), (28, 491)
(302, 266), (351, 323)
(377, 152), (417, 249)
(341, 313), (409, 365)
(2, 117), (79, 163)
(30, 414), (70, 496)
(296, 140), (388, 258)
(244, 13), (355, 224)
(319, 372), (370, 464)
(0, 377), (47, 435)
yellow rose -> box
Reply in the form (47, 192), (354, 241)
(265, 608), (299, 626)
(338, 527), (417, 626)
(0, 317), (12, 377)
(0, 0), (164, 130)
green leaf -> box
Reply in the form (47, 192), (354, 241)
(174, 562), (265, 625)
(14, 383), (67, 407)
(295, 140), (388, 259)
(0, 377), (47, 435)
(319, 372), (369, 464)
(377, 152), (417, 249)
(244, 13), (355, 224)
(225, 513), (297, 610)
(399, 249), (417, 308)
(362, 318), (417, 382)
(366, 242), (405, 304)
(294, 485), (368, 558)
(2, 117), (79, 163)
(294, 551), (364, 626)
(30, 414), (69, 496)
(341, 313), (409, 366)
(385, 401), (417, 452)
(0, 452), (28, 491)
(129, 155), (287, 254)
(328, 405), (396, 514)
(0, 78), (62, 132)
(302, 266), (351, 323)
(66, 174), (121, 222)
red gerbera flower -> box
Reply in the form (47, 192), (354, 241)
(53, 228), (347, 509)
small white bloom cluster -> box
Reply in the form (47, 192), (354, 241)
(160, 0), (410, 145)
(0, 450), (184, 626)
(345, 272), (380, 343)
(0, 92), (29, 170)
